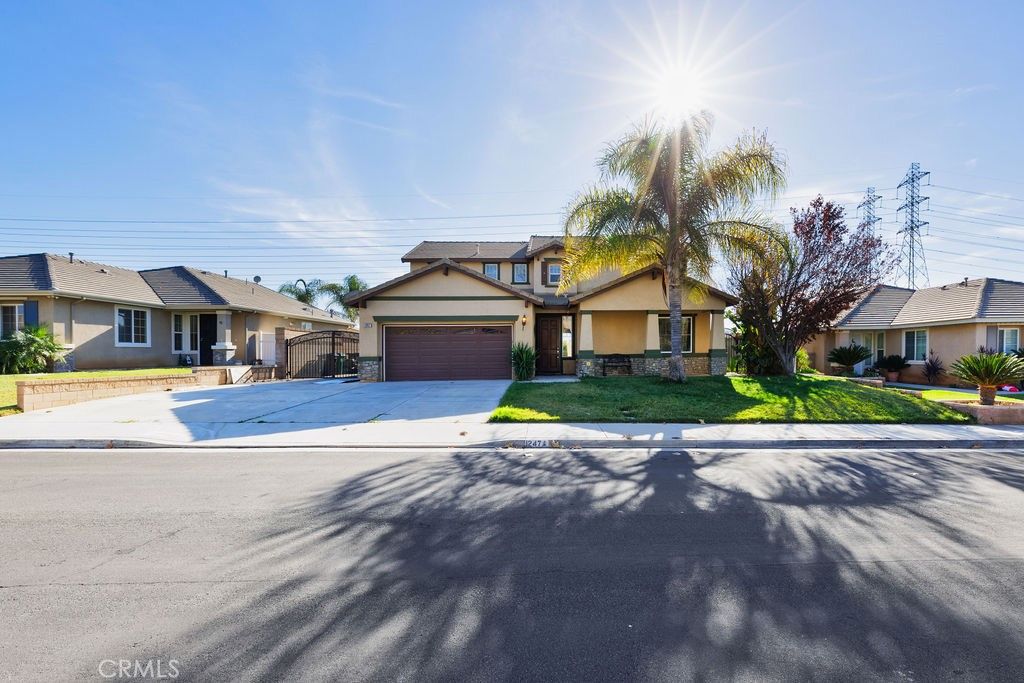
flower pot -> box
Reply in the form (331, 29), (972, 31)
(979, 385), (997, 406)
(885, 371), (900, 382)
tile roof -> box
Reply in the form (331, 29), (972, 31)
(345, 258), (543, 305)
(835, 278), (1024, 328)
(526, 235), (564, 255)
(834, 285), (915, 327)
(402, 241), (529, 262)
(0, 253), (347, 323)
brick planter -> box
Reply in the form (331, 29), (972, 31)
(940, 400), (1024, 424)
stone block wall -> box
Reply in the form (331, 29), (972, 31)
(17, 373), (203, 412)
(358, 357), (381, 382)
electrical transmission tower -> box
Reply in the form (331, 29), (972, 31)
(896, 162), (930, 289)
(858, 187), (883, 276)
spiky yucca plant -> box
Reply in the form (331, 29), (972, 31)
(950, 352), (1024, 405)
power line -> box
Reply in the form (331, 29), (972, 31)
(0, 210), (563, 225)
(929, 184), (1024, 203)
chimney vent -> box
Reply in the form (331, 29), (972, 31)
(69, 252), (74, 263)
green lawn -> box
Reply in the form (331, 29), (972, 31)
(919, 389), (1024, 403)
(0, 368), (191, 417)
(490, 374), (972, 424)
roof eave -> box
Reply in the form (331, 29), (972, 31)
(346, 258), (543, 305)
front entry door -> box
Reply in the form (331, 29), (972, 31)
(536, 316), (561, 374)
(198, 314), (217, 366)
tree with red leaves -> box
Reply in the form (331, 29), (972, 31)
(729, 196), (893, 374)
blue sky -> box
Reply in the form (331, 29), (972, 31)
(1, 0), (1022, 293)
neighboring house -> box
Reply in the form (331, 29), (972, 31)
(344, 236), (736, 381)
(806, 278), (1024, 384)
(0, 253), (353, 370)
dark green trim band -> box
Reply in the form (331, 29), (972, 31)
(580, 310), (593, 316)
(644, 349), (661, 358)
(375, 315), (519, 322)
(577, 350), (595, 358)
(709, 349), (727, 358)
(373, 296), (520, 301)
(358, 356), (380, 361)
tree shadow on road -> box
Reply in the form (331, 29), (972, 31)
(165, 448), (1024, 680)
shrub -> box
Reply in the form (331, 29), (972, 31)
(510, 342), (536, 381)
(795, 348), (813, 373)
(827, 344), (872, 374)
(922, 350), (945, 385)
(951, 352), (1024, 405)
(876, 354), (911, 373)
(0, 325), (68, 374)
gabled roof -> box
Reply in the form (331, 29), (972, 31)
(834, 284), (915, 328)
(0, 253), (347, 324)
(833, 278), (1024, 329)
(344, 259), (543, 305)
(402, 241), (529, 262)
(0, 253), (163, 306)
(567, 265), (739, 306)
(526, 235), (564, 256)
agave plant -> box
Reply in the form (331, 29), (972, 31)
(510, 342), (536, 381)
(826, 343), (872, 374)
(950, 352), (1024, 405)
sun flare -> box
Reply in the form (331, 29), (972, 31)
(651, 66), (708, 121)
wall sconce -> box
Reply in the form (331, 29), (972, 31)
(520, 314), (528, 327)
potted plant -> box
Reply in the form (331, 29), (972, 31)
(876, 354), (910, 383)
(950, 352), (1024, 406)
(826, 343), (872, 375)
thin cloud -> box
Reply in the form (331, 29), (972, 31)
(414, 185), (452, 210)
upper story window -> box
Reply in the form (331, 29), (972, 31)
(998, 327), (1020, 354)
(658, 314), (693, 354)
(483, 263), (500, 279)
(903, 329), (927, 362)
(1, 303), (24, 338)
(116, 307), (150, 347)
(512, 263), (529, 284)
(544, 261), (562, 286)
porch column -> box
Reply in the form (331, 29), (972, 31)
(576, 311), (596, 376)
(211, 310), (237, 365)
(644, 312), (660, 355)
(709, 311), (727, 375)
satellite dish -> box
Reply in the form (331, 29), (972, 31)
(253, 275), (262, 284)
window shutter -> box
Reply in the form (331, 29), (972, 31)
(23, 301), (39, 327)
(986, 325), (998, 351)
(541, 262), (548, 285)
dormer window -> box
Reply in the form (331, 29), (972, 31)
(483, 263), (500, 279)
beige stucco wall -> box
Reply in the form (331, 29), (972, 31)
(357, 268), (534, 358)
(579, 273), (727, 312)
(57, 299), (174, 369)
(592, 311), (646, 354)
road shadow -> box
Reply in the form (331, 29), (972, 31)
(155, 448), (1024, 680)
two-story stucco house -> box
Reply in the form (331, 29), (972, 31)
(344, 236), (736, 381)
(805, 277), (1024, 384)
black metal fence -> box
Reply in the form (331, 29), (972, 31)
(285, 330), (359, 379)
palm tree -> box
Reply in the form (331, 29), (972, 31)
(561, 112), (786, 381)
(321, 274), (368, 322)
(278, 278), (324, 306)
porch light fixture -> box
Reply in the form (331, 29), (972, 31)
(520, 314), (528, 327)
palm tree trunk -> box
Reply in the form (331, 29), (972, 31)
(667, 266), (687, 382)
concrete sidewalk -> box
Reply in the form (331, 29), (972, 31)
(3, 416), (1024, 449)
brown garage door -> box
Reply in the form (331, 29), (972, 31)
(384, 325), (512, 381)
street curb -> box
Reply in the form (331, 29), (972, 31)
(2, 438), (1024, 451)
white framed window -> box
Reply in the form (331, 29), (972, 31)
(658, 314), (694, 354)
(189, 314), (199, 352)
(172, 314), (185, 352)
(300, 321), (313, 331)
(483, 263), (500, 279)
(115, 307), (150, 347)
(903, 329), (927, 362)
(1, 303), (24, 338)
(998, 327), (1020, 354)
(546, 262), (562, 286)
(512, 263), (529, 284)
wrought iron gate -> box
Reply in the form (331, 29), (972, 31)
(285, 330), (359, 379)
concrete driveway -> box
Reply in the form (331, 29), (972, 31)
(2, 379), (511, 441)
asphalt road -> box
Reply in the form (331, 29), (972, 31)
(2, 447), (1024, 682)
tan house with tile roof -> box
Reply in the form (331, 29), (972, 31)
(806, 278), (1024, 384)
(0, 253), (353, 370)
(345, 236), (736, 381)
